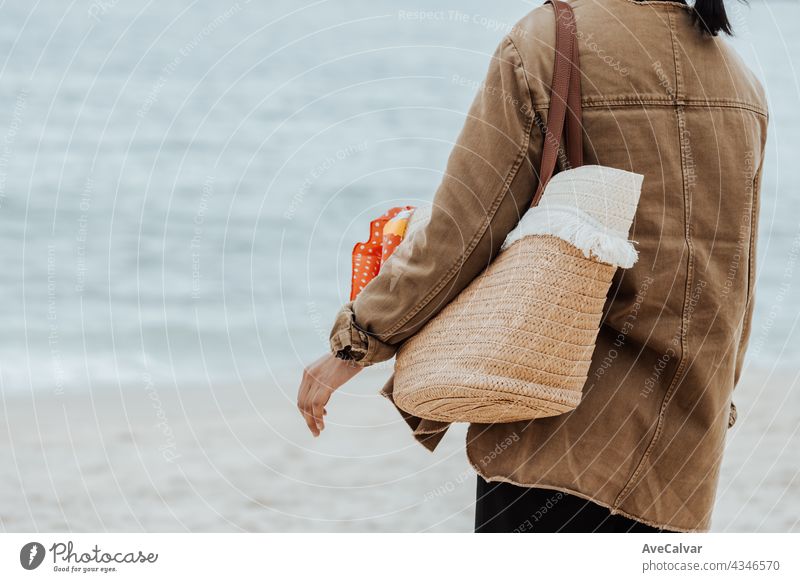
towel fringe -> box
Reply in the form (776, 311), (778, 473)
(501, 207), (639, 268)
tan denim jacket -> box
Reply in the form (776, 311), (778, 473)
(329, 0), (768, 532)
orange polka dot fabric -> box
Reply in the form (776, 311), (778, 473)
(350, 206), (416, 301)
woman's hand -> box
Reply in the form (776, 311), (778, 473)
(297, 353), (363, 437)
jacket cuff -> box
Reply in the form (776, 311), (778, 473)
(329, 302), (397, 366)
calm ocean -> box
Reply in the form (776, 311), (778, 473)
(0, 0), (796, 394)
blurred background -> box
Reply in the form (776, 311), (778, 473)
(0, 0), (797, 532)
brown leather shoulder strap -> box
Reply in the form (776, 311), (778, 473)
(531, 0), (583, 207)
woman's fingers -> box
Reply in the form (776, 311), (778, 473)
(302, 390), (319, 436)
(299, 401), (317, 437)
(298, 380), (329, 436)
(303, 408), (319, 437)
(308, 381), (329, 433)
(297, 372), (320, 437)
(312, 396), (326, 432)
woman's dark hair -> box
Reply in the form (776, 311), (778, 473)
(691, 0), (734, 36)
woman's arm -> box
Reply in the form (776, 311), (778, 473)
(330, 34), (544, 366)
(298, 32), (546, 437)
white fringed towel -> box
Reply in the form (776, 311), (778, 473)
(502, 165), (644, 268)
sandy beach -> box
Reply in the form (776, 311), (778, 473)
(1, 364), (797, 532)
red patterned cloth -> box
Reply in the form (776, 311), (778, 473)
(350, 206), (416, 300)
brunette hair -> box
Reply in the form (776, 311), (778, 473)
(691, 0), (735, 36)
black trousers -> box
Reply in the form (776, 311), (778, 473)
(475, 476), (667, 533)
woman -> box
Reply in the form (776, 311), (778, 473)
(297, 0), (768, 533)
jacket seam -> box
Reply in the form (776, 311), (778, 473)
(735, 155), (761, 387)
(613, 10), (694, 508)
(506, 34), (533, 107)
(743, 176), (757, 325)
(532, 99), (767, 117)
(745, 146), (763, 316)
(379, 36), (535, 339)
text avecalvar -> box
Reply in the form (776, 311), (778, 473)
(642, 544), (702, 554)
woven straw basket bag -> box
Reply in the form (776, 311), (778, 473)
(393, 0), (645, 424)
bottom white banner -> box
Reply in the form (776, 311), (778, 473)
(0, 533), (797, 581)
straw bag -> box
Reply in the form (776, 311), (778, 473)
(392, 0), (645, 424)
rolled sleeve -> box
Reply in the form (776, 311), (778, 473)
(329, 301), (397, 366)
